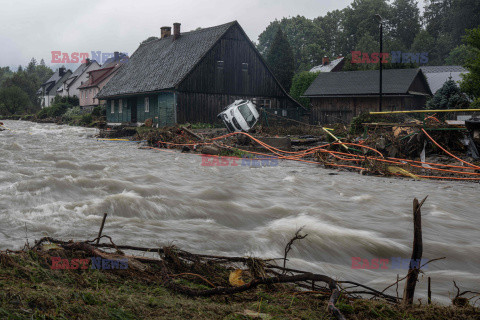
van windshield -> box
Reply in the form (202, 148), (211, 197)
(237, 104), (256, 127)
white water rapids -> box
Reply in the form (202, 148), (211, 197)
(1, 120), (479, 304)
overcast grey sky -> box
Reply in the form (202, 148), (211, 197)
(0, 0), (358, 69)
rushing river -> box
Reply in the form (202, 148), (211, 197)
(1, 120), (479, 304)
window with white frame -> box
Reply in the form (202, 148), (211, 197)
(144, 97), (149, 112)
(119, 99), (123, 113)
(111, 100), (114, 113)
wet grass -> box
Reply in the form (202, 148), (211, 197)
(0, 251), (478, 319)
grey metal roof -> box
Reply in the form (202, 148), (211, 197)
(303, 68), (428, 96)
(420, 66), (467, 73)
(309, 57), (344, 73)
(420, 66), (469, 93)
(97, 21), (237, 98)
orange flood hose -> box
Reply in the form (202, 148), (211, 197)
(421, 129), (480, 170)
(323, 149), (480, 176)
(143, 130), (480, 181)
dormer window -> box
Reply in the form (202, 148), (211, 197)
(216, 61), (224, 69)
(242, 63), (248, 71)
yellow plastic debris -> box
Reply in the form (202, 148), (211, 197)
(387, 166), (421, 180)
(41, 243), (64, 251)
(229, 269), (246, 287)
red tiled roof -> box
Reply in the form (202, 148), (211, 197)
(78, 66), (118, 89)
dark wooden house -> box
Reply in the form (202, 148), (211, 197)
(97, 21), (304, 127)
(303, 69), (432, 124)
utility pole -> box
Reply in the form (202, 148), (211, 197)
(376, 14), (383, 112)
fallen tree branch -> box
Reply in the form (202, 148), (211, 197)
(283, 227), (307, 271)
(338, 281), (399, 302)
(327, 289), (347, 320)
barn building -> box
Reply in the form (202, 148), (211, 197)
(303, 68), (432, 124)
(97, 21), (304, 127)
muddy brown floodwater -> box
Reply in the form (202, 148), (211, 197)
(1, 120), (479, 304)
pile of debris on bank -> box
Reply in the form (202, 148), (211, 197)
(98, 105), (480, 181)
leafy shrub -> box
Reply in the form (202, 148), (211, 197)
(36, 103), (70, 119)
(289, 71), (319, 108)
(79, 113), (93, 126)
(36, 108), (48, 119)
(62, 106), (82, 120)
(92, 105), (106, 117)
(48, 103), (69, 117)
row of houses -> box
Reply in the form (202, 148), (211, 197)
(37, 20), (469, 125)
(37, 52), (128, 109)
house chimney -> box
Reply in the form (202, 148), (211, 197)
(337, 54), (343, 60)
(86, 58), (91, 64)
(114, 51), (119, 62)
(173, 22), (181, 40)
(322, 56), (329, 65)
(59, 67), (66, 76)
(161, 26), (172, 38)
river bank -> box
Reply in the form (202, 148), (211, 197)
(1, 237), (478, 320)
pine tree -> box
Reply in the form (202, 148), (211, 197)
(427, 77), (468, 109)
(266, 28), (295, 91)
(26, 58), (37, 74)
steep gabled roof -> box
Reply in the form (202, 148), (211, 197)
(78, 65), (118, 89)
(97, 21), (237, 98)
(37, 69), (72, 95)
(65, 60), (100, 88)
(303, 68), (431, 97)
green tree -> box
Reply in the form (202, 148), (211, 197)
(410, 30), (436, 64)
(36, 60), (54, 84)
(389, 0), (420, 49)
(422, 0), (480, 64)
(289, 71), (319, 108)
(26, 58), (37, 74)
(0, 86), (31, 115)
(0, 66), (13, 87)
(341, 0), (391, 52)
(460, 28), (480, 106)
(445, 44), (477, 65)
(3, 71), (38, 107)
(258, 16), (323, 71)
(313, 10), (346, 57)
(427, 77), (468, 109)
(266, 28), (295, 91)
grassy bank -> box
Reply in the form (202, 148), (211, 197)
(1, 245), (478, 320)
